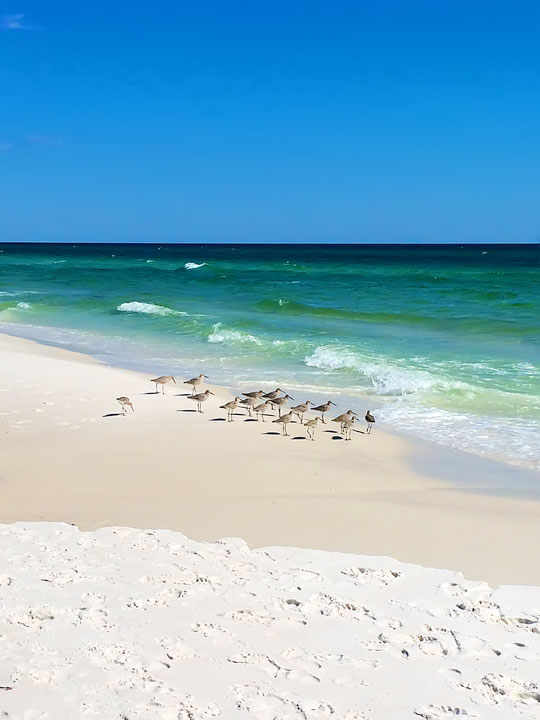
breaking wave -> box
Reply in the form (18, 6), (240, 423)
(184, 262), (207, 270)
(304, 345), (455, 396)
(208, 322), (262, 345)
(116, 301), (186, 316)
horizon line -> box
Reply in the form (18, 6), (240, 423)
(1, 241), (539, 247)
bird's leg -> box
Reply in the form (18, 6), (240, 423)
(278, 407), (282, 417)
(321, 413), (325, 423)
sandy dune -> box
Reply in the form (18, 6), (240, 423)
(1, 522), (539, 719)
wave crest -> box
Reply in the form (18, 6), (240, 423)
(208, 322), (262, 346)
(304, 345), (439, 396)
(116, 301), (186, 317)
(184, 262), (207, 270)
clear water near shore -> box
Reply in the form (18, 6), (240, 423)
(1, 243), (539, 470)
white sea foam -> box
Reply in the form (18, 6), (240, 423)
(208, 322), (262, 345)
(380, 401), (540, 471)
(304, 345), (442, 396)
(116, 301), (186, 317)
(15, 302), (32, 310)
(184, 262), (207, 270)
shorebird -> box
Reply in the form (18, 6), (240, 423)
(242, 390), (265, 399)
(304, 416), (320, 441)
(188, 389), (215, 413)
(365, 410), (375, 434)
(150, 375), (176, 394)
(342, 416), (355, 441)
(263, 387), (285, 400)
(332, 410), (357, 433)
(253, 401), (272, 421)
(272, 411), (295, 436)
(312, 400), (337, 423)
(269, 394), (294, 417)
(116, 396), (134, 414)
(184, 373), (208, 395)
(239, 396), (259, 416)
(220, 396), (242, 422)
(290, 400), (313, 424)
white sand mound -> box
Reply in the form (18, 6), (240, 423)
(1, 523), (539, 719)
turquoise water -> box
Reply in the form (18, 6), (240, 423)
(1, 243), (539, 470)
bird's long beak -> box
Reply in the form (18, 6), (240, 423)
(204, 374), (209, 378)
(209, 391), (215, 395)
(172, 377), (177, 383)
(331, 401), (337, 405)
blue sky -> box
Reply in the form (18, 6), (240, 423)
(1, 1), (539, 243)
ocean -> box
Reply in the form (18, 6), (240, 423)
(1, 243), (539, 470)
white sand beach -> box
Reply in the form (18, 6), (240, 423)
(0, 332), (539, 586)
(1, 522), (539, 719)
(1, 332), (540, 718)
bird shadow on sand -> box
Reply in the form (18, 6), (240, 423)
(291, 436), (306, 440)
(244, 418), (258, 423)
(175, 393), (192, 397)
(209, 417), (226, 422)
(177, 409), (198, 413)
(141, 391), (160, 395)
(102, 413), (123, 418)
(263, 431), (281, 436)
(331, 435), (344, 440)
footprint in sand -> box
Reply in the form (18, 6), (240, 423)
(414, 706), (478, 719)
(460, 673), (540, 706)
(341, 566), (401, 586)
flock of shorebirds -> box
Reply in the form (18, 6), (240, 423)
(116, 373), (376, 441)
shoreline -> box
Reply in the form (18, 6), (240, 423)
(1, 331), (539, 586)
(2, 322), (538, 485)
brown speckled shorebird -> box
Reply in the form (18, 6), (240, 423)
(116, 396), (134, 414)
(262, 387), (285, 400)
(272, 411), (295, 436)
(150, 375), (176, 394)
(184, 373), (208, 395)
(239, 396), (259, 416)
(254, 401), (272, 422)
(365, 410), (375, 434)
(332, 410), (357, 433)
(304, 416), (320, 440)
(290, 400), (313, 424)
(242, 390), (265, 399)
(188, 389), (215, 413)
(269, 393), (294, 417)
(312, 400), (337, 423)
(220, 396), (242, 422)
